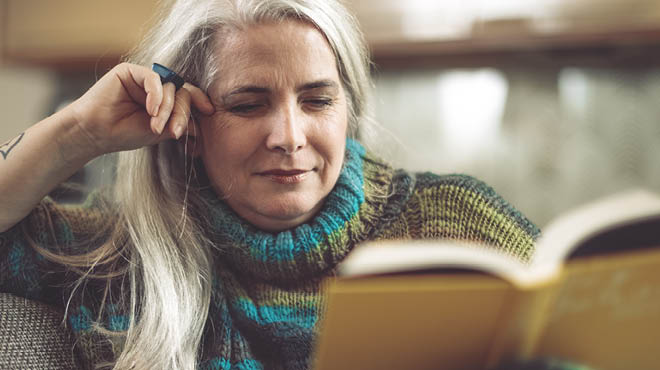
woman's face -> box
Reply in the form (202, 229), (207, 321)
(198, 20), (349, 232)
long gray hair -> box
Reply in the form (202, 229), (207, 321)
(100, 0), (373, 369)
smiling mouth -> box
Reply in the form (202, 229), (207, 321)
(258, 169), (312, 184)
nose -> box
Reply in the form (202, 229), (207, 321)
(265, 104), (306, 155)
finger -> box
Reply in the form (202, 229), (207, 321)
(151, 83), (176, 134)
(168, 88), (193, 139)
(183, 83), (215, 115)
(144, 71), (164, 117)
(116, 63), (162, 116)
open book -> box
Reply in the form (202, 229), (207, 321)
(313, 189), (660, 370)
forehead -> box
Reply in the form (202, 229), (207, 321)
(211, 20), (339, 90)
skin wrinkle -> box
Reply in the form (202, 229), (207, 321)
(221, 80), (339, 107)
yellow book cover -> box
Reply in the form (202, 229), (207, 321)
(313, 189), (660, 370)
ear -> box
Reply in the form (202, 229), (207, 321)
(181, 114), (204, 158)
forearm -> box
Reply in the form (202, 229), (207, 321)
(0, 105), (98, 232)
(0, 63), (214, 233)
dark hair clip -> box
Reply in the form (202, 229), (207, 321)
(152, 63), (185, 91)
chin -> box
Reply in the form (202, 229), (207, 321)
(256, 193), (323, 223)
(263, 201), (315, 221)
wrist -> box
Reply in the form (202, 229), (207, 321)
(50, 103), (103, 166)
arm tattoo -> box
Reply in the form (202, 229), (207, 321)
(0, 132), (25, 160)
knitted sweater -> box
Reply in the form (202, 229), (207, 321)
(0, 139), (540, 370)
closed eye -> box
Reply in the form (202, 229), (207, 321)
(229, 103), (265, 115)
(303, 98), (333, 110)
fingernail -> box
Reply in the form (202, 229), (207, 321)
(174, 125), (184, 139)
(150, 117), (162, 134)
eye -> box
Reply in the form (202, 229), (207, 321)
(303, 98), (333, 110)
(229, 103), (265, 115)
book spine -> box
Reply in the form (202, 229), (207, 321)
(484, 278), (562, 368)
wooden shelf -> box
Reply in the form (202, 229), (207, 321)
(4, 0), (660, 70)
(370, 26), (660, 68)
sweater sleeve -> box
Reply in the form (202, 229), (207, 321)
(380, 173), (540, 262)
(0, 191), (112, 305)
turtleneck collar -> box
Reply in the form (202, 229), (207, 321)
(201, 138), (394, 283)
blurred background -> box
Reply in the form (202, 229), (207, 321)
(1, 0), (660, 227)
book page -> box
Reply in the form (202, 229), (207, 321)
(534, 247), (660, 369)
(532, 189), (660, 268)
(338, 240), (556, 288)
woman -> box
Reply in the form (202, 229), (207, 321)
(0, 0), (539, 369)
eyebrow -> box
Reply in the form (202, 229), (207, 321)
(296, 79), (339, 93)
(223, 86), (270, 99)
(222, 79), (339, 100)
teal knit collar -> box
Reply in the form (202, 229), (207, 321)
(202, 138), (383, 282)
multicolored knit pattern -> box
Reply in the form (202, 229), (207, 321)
(0, 138), (540, 369)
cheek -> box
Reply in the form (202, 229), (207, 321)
(200, 117), (250, 158)
(199, 126), (243, 195)
(312, 116), (348, 177)
(201, 125), (224, 161)
(320, 109), (348, 152)
(319, 128), (346, 160)
(199, 123), (240, 176)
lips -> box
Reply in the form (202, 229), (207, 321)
(260, 169), (308, 176)
(258, 169), (312, 184)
